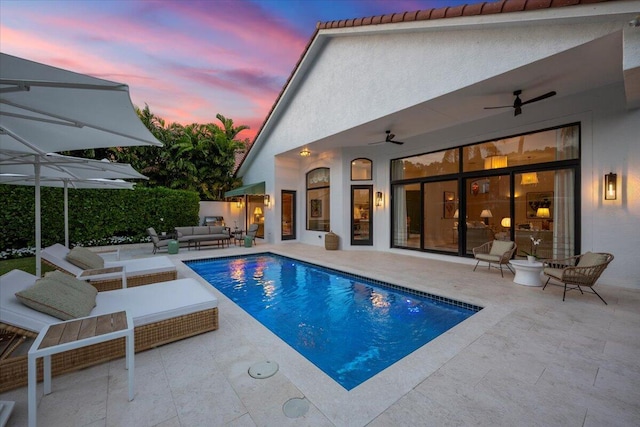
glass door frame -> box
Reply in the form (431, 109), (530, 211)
(281, 190), (296, 240)
(351, 185), (373, 246)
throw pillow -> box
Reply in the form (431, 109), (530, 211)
(15, 277), (96, 320)
(44, 270), (98, 299)
(489, 240), (514, 256)
(577, 252), (607, 267)
(66, 246), (104, 270)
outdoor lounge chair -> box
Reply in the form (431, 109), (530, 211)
(0, 269), (219, 392)
(472, 240), (517, 277)
(542, 252), (613, 304)
(147, 227), (170, 254)
(41, 243), (177, 291)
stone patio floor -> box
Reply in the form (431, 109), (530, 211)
(2, 242), (639, 426)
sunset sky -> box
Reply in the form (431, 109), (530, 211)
(1, 0), (469, 141)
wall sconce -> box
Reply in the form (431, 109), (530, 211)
(375, 191), (383, 207)
(604, 172), (617, 200)
(264, 195), (270, 206)
(236, 199), (242, 209)
(480, 209), (493, 225)
(300, 148), (311, 157)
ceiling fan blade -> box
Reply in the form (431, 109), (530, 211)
(520, 91), (556, 106)
(368, 141), (385, 146)
(389, 140), (404, 145)
(484, 105), (513, 110)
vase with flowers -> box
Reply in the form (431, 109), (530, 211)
(522, 235), (542, 262)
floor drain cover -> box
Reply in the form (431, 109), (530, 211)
(248, 360), (278, 379)
(283, 398), (309, 418)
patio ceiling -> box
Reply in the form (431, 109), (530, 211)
(287, 30), (627, 154)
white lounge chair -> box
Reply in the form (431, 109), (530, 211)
(42, 243), (177, 291)
(0, 269), (219, 392)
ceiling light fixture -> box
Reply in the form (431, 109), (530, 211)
(300, 148), (311, 157)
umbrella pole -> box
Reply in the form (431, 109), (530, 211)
(35, 161), (41, 278)
(64, 181), (69, 248)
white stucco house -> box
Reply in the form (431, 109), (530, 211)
(231, 0), (640, 289)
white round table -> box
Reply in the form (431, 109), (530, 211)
(509, 260), (544, 287)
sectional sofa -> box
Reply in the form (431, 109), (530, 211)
(175, 225), (231, 250)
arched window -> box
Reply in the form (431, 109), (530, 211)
(351, 158), (372, 181)
(306, 168), (330, 231)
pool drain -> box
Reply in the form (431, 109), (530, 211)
(248, 360), (279, 379)
(283, 398), (309, 418)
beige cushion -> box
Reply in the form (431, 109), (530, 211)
(66, 246), (104, 270)
(577, 252), (607, 267)
(475, 253), (502, 262)
(489, 240), (514, 256)
(15, 276), (96, 320)
(44, 270), (98, 299)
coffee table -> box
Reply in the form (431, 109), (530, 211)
(28, 311), (134, 427)
(509, 259), (544, 287)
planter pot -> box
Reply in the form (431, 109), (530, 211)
(527, 255), (536, 263)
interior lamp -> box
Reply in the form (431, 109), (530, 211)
(300, 148), (311, 157)
(500, 217), (511, 228)
(604, 172), (617, 200)
(536, 207), (550, 218)
(375, 191), (383, 207)
(480, 209), (493, 225)
(253, 207), (263, 216)
(520, 172), (539, 185)
(484, 155), (508, 169)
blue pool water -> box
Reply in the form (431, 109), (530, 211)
(186, 254), (480, 390)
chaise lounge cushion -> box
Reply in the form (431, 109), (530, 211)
(2, 269), (218, 333)
(66, 246), (105, 270)
(15, 273), (97, 320)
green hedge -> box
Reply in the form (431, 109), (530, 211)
(0, 186), (199, 254)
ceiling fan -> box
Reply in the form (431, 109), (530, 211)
(484, 89), (557, 116)
(368, 130), (404, 145)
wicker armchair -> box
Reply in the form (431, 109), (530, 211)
(472, 240), (517, 277)
(542, 252), (613, 304)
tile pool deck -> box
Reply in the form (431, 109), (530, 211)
(2, 242), (639, 426)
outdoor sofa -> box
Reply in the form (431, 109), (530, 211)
(0, 269), (218, 392)
(42, 243), (177, 291)
(175, 225), (231, 250)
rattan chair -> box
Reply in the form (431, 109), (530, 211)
(543, 252), (613, 304)
(472, 240), (517, 277)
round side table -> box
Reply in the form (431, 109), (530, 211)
(509, 259), (544, 287)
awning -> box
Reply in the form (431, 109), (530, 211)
(224, 181), (265, 197)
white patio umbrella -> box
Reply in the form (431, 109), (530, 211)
(0, 53), (161, 276)
(0, 151), (147, 276)
(0, 53), (162, 154)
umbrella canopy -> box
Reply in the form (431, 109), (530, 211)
(0, 53), (161, 276)
(1, 151), (147, 276)
(0, 53), (162, 154)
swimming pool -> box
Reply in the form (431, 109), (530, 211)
(186, 253), (481, 390)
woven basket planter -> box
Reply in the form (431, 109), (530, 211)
(325, 232), (339, 250)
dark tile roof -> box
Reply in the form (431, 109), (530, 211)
(235, 0), (610, 175)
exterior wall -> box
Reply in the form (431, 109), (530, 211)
(238, 9), (640, 288)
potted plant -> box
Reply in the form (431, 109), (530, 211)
(521, 235), (542, 262)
